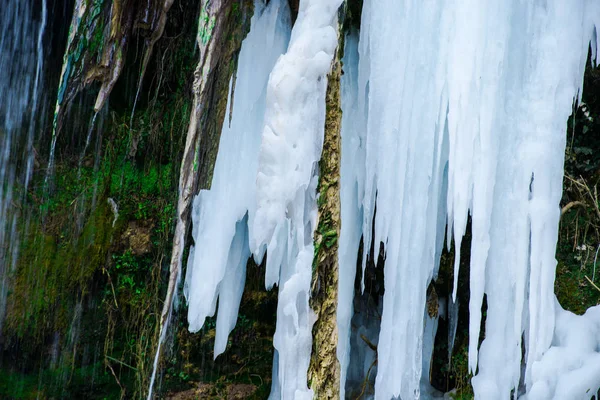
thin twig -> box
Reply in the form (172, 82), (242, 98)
(106, 360), (126, 400)
(250, 374), (263, 387)
(585, 275), (600, 293)
(104, 268), (119, 309)
(593, 246), (600, 282)
(357, 358), (378, 399)
(233, 362), (247, 377)
(106, 354), (138, 371)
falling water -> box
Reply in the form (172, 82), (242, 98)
(0, 0), (48, 334)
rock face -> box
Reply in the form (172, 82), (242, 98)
(167, 382), (257, 399)
(308, 33), (343, 399)
(121, 221), (153, 256)
(52, 0), (174, 132)
(153, 0), (253, 386)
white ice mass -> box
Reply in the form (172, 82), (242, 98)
(184, 0), (600, 398)
(184, 0), (291, 351)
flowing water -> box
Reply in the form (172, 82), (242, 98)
(0, 0), (47, 334)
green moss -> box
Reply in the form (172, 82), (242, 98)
(164, 260), (277, 398)
(88, 19), (105, 55)
(6, 197), (114, 337)
(0, 361), (121, 400)
(555, 222), (600, 314)
(556, 64), (600, 314)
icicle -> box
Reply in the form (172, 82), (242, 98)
(150, 1), (291, 398)
(421, 311), (442, 399)
(447, 298), (459, 364)
(213, 216), (250, 356)
(357, 2), (450, 398)
(357, 0), (373, 292)
(471, 3), (598, 397)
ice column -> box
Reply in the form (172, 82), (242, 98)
(251, 0), (342, 397)
(460, 2), (599, 397)
(357, 2), (450, 398)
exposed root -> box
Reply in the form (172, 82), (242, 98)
(360, 333), (377, 352)
(561, 201), (588, 218)
(357, 357), (378, 399)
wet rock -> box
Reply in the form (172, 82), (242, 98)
(167, 382), (257, 399)
(121, 220), (153, 255)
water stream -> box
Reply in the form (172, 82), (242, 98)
(0, 0), (47, 335)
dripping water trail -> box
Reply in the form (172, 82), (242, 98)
(117, 66), (144, 196)
(72, 112), (98, 233)
(147, 304), (174, 400)
(25, 0), (47, 193)
(78, 111), (99, 178)
(91, 111), (105, 210)
(0, 0), (48, 334)
(45, 129), (59, 195)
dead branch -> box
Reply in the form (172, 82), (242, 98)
(561, 201), (588, 218)
(357, 357), (378, 399)
(106, 359), (126, 400)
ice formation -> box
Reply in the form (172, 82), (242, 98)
(186, 0), (341, 396)
(523, 301), (600, 400)
(184, 0), (290, 356)
(184, 0), (600, 398)
(340, 0), (600, 399)
(250, 0), (341, 398)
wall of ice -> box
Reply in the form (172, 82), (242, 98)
(341, 0), (600, 399)
(183, 0), (600, 399)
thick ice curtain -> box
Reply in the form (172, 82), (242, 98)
(347, 0), (599, 399)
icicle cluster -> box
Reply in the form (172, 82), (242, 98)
(184, 0), (600, 398)
(337, 1), (600, 399)
(184, 0), (291, 351)
(185, 0), (341, 397)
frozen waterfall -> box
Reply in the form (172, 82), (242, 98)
(183, 0), (600, 399)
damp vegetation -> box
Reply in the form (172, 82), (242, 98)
(1, 1), (196, 397)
